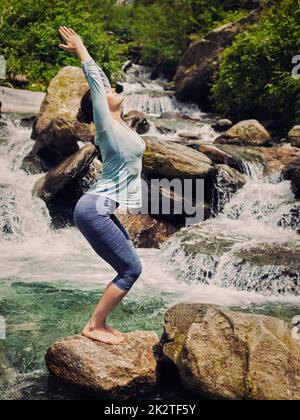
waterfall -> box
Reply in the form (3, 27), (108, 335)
(0, 114), (52, 242)
(161, 160), (300, 296)
(121, 63), (218, 143)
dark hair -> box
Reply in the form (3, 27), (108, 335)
(77, 89), (93, 124)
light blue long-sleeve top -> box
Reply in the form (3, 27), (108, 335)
(81, 58), (146, 209)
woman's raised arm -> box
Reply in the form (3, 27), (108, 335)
(58, 26), (113, 138)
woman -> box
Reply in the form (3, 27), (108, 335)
(58, 26), (146, 345)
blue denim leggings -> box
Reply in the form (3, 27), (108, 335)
(73, 193), (142, 292)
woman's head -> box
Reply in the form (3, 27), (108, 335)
(77, 87), (125, 123)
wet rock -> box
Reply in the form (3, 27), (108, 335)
(195, 145), (245, 173)
(215, 120), (272, 147)
(46, 332), (162, 399)
(116, 211), (179, 248)
(174, 11), (259, 108)
(123, 111), (150, 135)
(212, 164), (246, 214)
(154, 119), (178, 135)
(143, 137), (213, 179)
(22, 118), (80, 174)
(73, 120), (95, 143)
(0, 86), (45, 114)
(219, 144), (300, 175)
(288, 126), (300, 147)
(48, 159), (102, 229)
(20, 115), (36, 128)
(21, 154), (45, 175)
(161, 303), (300, 400)
(212, 119), (233, 132)
(160, 111), (181, 120)
(33, 66), (89, 138)
(32, 143), (97, 203)
(163, 223), (300, 296)
(177, 130), (200, 140)
(143, 137), (245, 223)
(282, 157), (300, 199)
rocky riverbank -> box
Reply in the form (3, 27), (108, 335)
(45, 303), (300, 400)
(7, 57), (299, 249)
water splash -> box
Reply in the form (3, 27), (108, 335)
(162, 159), (300, 296)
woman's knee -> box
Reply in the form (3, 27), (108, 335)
(129, 258), (143, 281)
(113, 258), (142, 291)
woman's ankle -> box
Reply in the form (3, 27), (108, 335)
(87, 317), (106, 331)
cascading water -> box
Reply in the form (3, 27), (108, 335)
(0, 65), (299, 400)
(162, 158), (300, 296)
(121, 62), (217, 143)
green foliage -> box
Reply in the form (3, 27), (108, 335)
(0, 0), (247, 89)
(212, 0), (300, 124)
(106, 0), (246, 73)
(0, 0), (127, 90)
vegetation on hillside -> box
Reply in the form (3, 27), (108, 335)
(0, 0), (298, 125)
(0, 0), (247, 90)
(212, 0), (300, 124)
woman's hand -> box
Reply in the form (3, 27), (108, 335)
(58, 26), (92, 62)
(58, 26), (84, 54)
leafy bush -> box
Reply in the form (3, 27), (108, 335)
(0, 0), (248, 89)
(212, 0), (300, 125)
(0, 0), (128, 90)
(106, 0), (247, 76)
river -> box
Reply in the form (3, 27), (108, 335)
(0, 63), (299, 400)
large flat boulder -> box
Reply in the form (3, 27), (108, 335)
(161, 303), (300, 400)
(143, 137), (214, 179)
(33, 66), (89, 138)
(46, 332), (162, 399)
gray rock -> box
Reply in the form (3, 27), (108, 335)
(161, 303), (300, 400)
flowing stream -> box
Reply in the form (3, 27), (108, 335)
(0, 64), (299, 400)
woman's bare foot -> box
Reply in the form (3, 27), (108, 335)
(82, 324), (124, 345)
(105, 323), (123, 338)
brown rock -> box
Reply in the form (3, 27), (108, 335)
(32, 143), (97, 203)
(73, 120), (95, 143)
(116, 211), (179, 248)
(196, 144), (244, 173)
(33, 66), (89, 138)
(46, 332), (162, 399)
(174, 11), (259, 107)
(123, 111), (150, 135)
(288, 125), (300, 147)
(218, 143), (300, 175)
(143, 137), (213, 179)
(161, 303), (300, 400)
(215, 120), (272, 147)
(22, 118), (79, 174)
